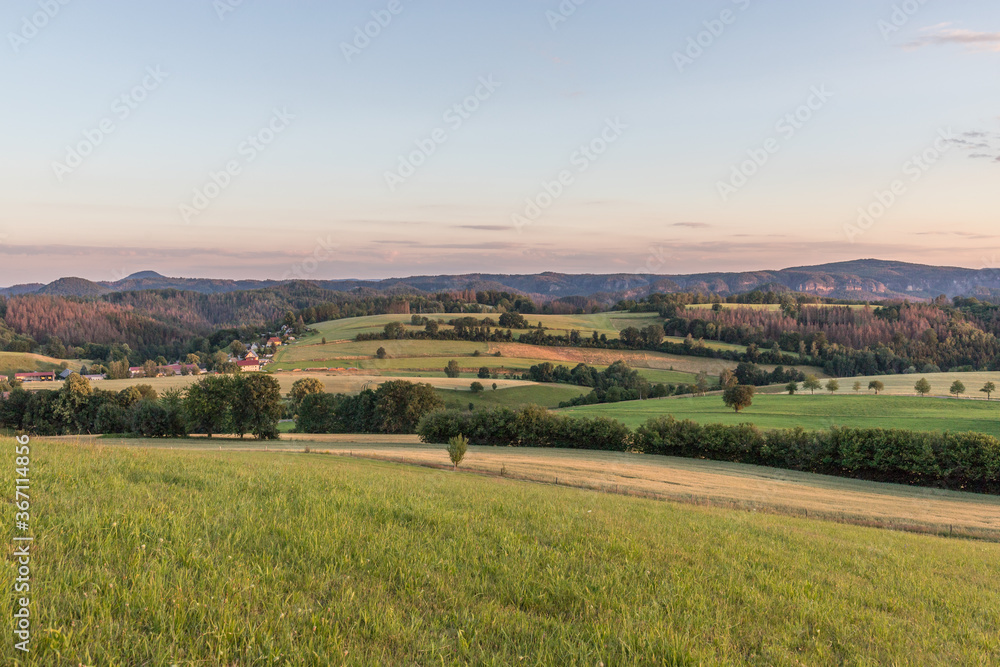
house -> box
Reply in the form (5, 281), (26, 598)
(244, 350), (259, 360)
(128, 367), (144, 378)
(267, 337), (282, 347)
(83, 374), (106, 382)
(236, 359), (261, 372)
(15, 372), (57, 383)
(162, 363), (204, 376)
(59, 369), (74, 380)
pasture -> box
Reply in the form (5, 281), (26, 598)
(6, 438), (999, 665)
(561, 394), (1000, 436)
(790, 371), (1000, 398)
(0, 351), (82, 376)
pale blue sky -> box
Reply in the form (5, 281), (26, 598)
(1, 0), (999, 283)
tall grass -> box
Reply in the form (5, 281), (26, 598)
(2, 439), (998, 665)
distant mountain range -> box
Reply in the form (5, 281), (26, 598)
(5, 260), (1000, 303)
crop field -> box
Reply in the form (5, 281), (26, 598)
(271, 314), (824, 385)
(7, 438), (999, 665)
(561, 394), (1000, 436)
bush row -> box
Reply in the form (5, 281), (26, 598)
(417, 408), (1000, 494)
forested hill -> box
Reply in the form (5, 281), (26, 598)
(5, 260), (1000, 302)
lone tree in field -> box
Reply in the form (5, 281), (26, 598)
(447, 434), (468, 470)
(868, 380), (884, 395)
(478, 366), (491, 379)
(470, 381), (485, 394)
(785, 381), (798, 395)
(981, 382), (996, 400)
(950, 380), (966, 397)
(803, 375), (822, 395)
(444, 360), (461, 378)
(376, 347), (387, 359)
(826, 379), (840, 394)
(492, 382), (498, 391)
(723, 384), (755, 413)
(695, 371), (710, 396)
(853, 381), (862, 394)
(915, 378), (932, 396)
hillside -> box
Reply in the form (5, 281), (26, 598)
(6, 259), (1000, 302)
(11, 439), (999, 664)
(0, 351), (71, 376)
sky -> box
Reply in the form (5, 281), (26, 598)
(1, 0), (999, 285)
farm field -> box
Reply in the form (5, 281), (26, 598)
(8, 438), (999, 665)
(19, 373), (539, 395)
(560, 394), (1000, 436)
(271, 350), (708, 385)
(433, 383), (589, 410)
(299, 312), (664, 343)
(779, 371), (1000, 398)
(0, 351), (86, 376)
(271, 314), (825, 383)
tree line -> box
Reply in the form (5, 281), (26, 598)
(417, 407), (1000, 494)
(0, 373), (283, 439)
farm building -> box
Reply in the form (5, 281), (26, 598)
(15, 372), (57, 382)
(236, 359), (261, 372)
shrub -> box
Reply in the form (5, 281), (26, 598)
(447, 434), (469, 470)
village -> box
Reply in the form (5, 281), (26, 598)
(11, 335), (287, 385)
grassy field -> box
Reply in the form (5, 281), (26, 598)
(296, 312), (665, 344)
(561, 394), (1000, 436)
(20, 373), (539, 395)
(272, 314), (826, 386)
(275, 435), (1000, 540)
(6, 439), (999, 665)
(766, 371), (1000, 398)
(0, 351), (85, 376)
(434, 384), (590, 410)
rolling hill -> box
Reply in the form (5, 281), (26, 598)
(5, 259), (1000, 302)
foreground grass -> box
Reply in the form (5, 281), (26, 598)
(561, 393), (1000, 436)
(3, 440), (999, 665)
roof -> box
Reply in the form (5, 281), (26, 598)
(15, 372), (56, 378)
(236, 359), (260, 367)
(267, 337), (282, 343)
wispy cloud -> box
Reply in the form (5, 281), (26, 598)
(905, 28), (1000, 52)
(948, 129), (1000, 162)
(672, 222), (712, 229)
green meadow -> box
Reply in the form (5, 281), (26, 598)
(0, 351), (80, 376)
(561, 393), (1000, 436)
(3, 439), (998, 665)
(433, 383), (590, 410)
